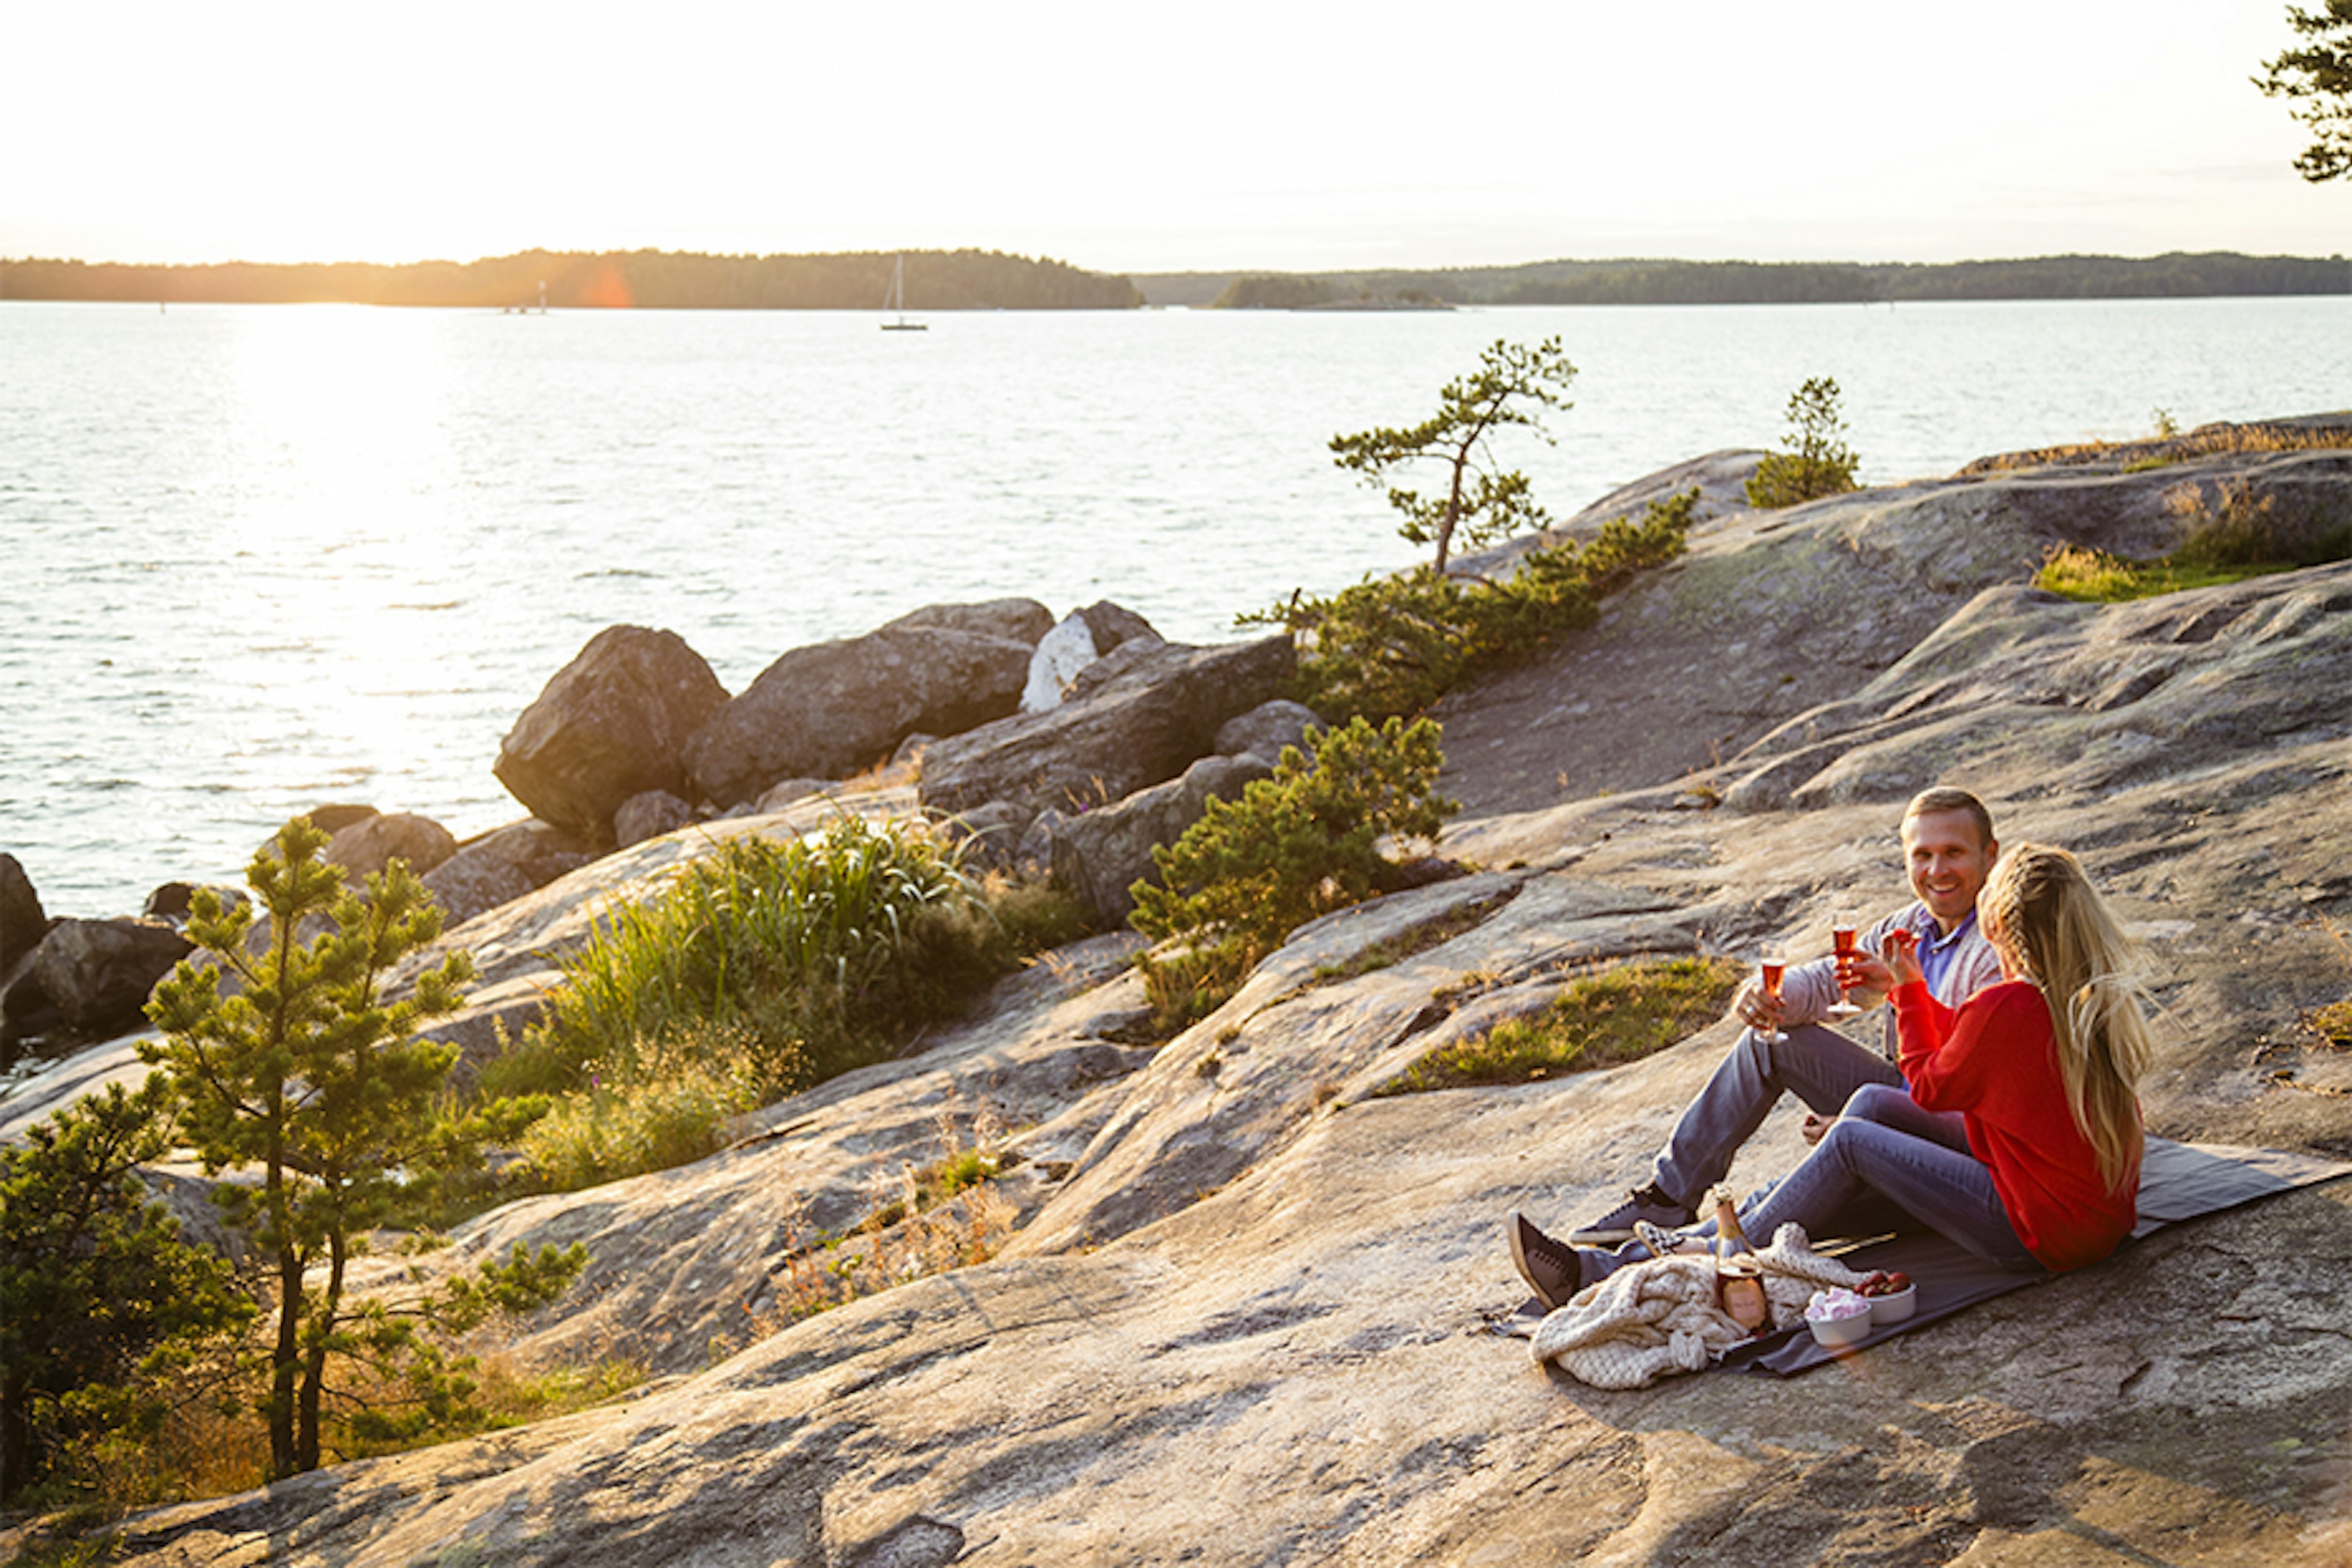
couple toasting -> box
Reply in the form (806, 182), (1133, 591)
(1509, 786), (2157, 1311)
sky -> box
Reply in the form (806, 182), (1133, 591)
(1, 1), (2340, 274)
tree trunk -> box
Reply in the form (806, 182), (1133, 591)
(269, 1237), (303, 1480)
(294, 1226), (347, 1474)
(0, 1374), (31, 1501)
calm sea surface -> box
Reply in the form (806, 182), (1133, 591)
(4, 295), (2347, 917)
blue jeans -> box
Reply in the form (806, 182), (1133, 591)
(1596, 1083), (2041, 1278)
(1651, 1023), (1903, 1209)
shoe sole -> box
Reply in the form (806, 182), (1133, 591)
(1507, 1212), (1570, 1313)
(1566, 1226), (1635, 1246)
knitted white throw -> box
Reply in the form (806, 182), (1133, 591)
(1529, 1224), (1869, 1390)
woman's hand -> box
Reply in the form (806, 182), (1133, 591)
(1881, 928), (1924, 989)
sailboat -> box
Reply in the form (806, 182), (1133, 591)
(881, 254), (927, 331)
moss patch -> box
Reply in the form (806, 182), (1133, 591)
(1377, 954), (1741, 1094)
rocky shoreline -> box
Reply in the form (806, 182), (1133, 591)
(5, 416), (2352, 1565)
(0, 589), (1317, 1068)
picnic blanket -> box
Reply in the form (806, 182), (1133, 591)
(1513, 1139), (2350, 1384)
(1528, 1227), (1871, 1389)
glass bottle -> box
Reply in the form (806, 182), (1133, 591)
(1712, 1186), (1769, 1332)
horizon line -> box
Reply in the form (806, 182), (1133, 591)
(5, 244), (2348, 278)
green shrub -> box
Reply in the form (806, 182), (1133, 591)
(489, 821), (1088, 1191)
(1378, 956), (1743, 1094)
(1746, 377), (1860, 508)
(1250, 489), (1698, 724)
(1129, 715), (1457, 1030)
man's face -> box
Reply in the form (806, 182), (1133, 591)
(1903, 809), (1996, 932)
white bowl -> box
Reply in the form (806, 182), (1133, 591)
(1868, 1284), (1918, 1325)
(1807, 1311), (1872, 1349)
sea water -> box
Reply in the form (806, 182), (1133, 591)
(4, 295), (2346, 916)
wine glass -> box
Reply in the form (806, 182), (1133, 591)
(1755, 946), (1789, 1044)
(1826, 909), (1863, 1018)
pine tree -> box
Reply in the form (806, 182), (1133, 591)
(1330, 337), (1578, 572)
(0, 1079), (251, 1499)
(143, 818), (579, 1479)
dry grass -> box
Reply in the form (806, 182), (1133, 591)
(23, 1326), (643, 1538)
(747, 1106), (1022, 1338)
(1964, 417), (2352, 475)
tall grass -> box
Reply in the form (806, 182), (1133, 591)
(488, 818), (1090, 1189)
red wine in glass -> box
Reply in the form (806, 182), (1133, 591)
(1757, 949), (1789, 1043)
(1827, 913), (1861, 1017)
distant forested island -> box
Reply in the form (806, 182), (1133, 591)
(7, 248), (2344, 312)
(1145, 251), (2352, 309)
(0, 248), (1144, 310)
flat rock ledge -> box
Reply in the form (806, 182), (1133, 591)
(7, 429), (2352, 1567)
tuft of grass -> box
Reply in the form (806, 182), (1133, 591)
(1376, 954), (1742, 1095)
(516, 1027), (769, 1190)
(2034, 545), (2289, 602)
(506, 818), (978, 1096)
(2309, 1000), (2352, 1050)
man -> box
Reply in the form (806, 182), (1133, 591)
(1507, 786), (2005, 1311)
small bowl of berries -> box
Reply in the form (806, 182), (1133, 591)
(1856, 1270), (1916, 1325)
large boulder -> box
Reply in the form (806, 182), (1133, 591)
(421, 820), (597, 931)
(1043, 752), (1278, 922)
(270, 803), (382, 845)
(684, 601), (1050, 807)
(8, 918), (192, 1044)
(494, 626), (729, 843)
(889, 597), (1056, 645)
(1079, 599), (1159, 654)
(917, 633), (1296, 822)
(1, 853), (48, 971)
(323, 812), (458, 881)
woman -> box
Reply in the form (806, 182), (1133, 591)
(1510, 843), (2154, 1305)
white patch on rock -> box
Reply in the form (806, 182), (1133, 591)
(1020, 614), (1101, 714)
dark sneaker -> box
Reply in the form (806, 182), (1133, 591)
(1568, 1183), (1695, 1246)
(1508, 1211), (1589, 1313)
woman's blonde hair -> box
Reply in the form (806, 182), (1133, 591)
(1976, 843), (2152, 1193)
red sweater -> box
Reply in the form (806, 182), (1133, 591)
(1893, 978), (2139, 1271)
